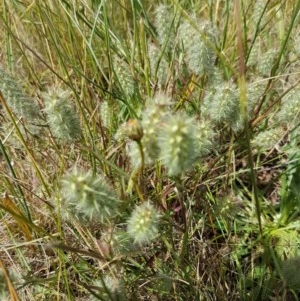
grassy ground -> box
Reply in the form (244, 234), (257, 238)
(1, 0), (300, 300)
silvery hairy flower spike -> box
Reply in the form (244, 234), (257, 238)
(125, 94), (171, 167)
(148, 43), (169, 87)
(61, 168), (120, 223)
(43, 88), (82, 143)
(195, 119), (216, 158)
(113, 56), (135, 97)
(257, 49), (277, 77)
(202, 81), (239, 127)
(0, 67), (39, 120)
(141, 95), (171, 161)
(99, 101), (111, 129)
(277, 88), (300, 127)
(251, 127), (284, 151)
(90, 275), (124, 301)
(252, 0), (266, 27)
(155, 4), (177, 52)
(178, 19), (216, 76)
(127, 201), (160, 245)
(158, 113), (198, 176)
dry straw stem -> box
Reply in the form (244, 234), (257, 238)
(0, 259), (20, 301)
(234, 0), (262, 235)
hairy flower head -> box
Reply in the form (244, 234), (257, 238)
(0, 67), (39, 120)
(127, 201), (160, 245)
(61, 168), (120, 223)
(202, 81), (239, 126)
(158, 113), (198, 176)
(90, 275), (124, 301)
(43, 88), (82, 143)
(178, 19), (216, 76)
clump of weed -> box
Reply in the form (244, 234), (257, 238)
(1, 1), (300, 300)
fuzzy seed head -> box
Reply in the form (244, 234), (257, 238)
(141, 97), (170, 161)
(126, 95), (172, 167)
(202, 82), (239, 126)
(0, 68), (39, 120)
(195, 119), (216, 157)
(155, 4), (177, 52)
(257, 49), (277, 77)
(61, 168), (120, 223)
(251, 127), (284, 151)
(127, 201), (160, 245)
(252, 0), (266, 26)
(179, 19), (216, 76)
(277, 88), (300, 127)
(91, 275), (124, 301)
(247, 42), (260, 68)
(148, 43), (169, 87)
(99, 101), (111, 129)
(158, 113), (197, 176)
(113, 57), (135, 97)
(43, 88), (82, 143)
(231, 79), (266, 132)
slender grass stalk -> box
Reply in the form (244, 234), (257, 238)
(246, 0), (271, 64)
(0, 92), (50, 197)
(0, 137), (31, 219)
(139, 18), (151, 97)
(271, 0), (300, 76)
(234, 0), (262, 235)
(3, 1), (13, 69)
